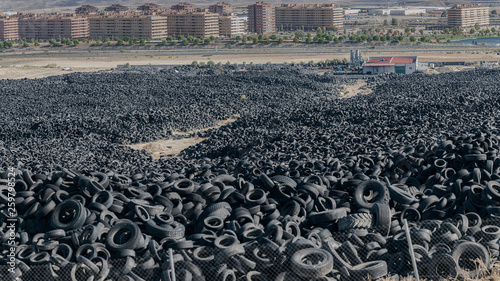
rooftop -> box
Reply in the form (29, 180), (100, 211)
(366, 57), (417, 65)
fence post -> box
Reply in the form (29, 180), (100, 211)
(169, 248), (176, 281)
(404, 219), (420, 281)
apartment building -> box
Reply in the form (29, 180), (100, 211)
(219, 14), (244, 37)
(275, 4), (343, 31)
(171, 3), (197, 12)
(18, 15), (89, 40)
(248, 2), (275, 34)
(75, 5), (99, 15)
(104, 4), (129, 13)
(164, 11), (219, 37)
(447, 4), (489, 27)
(0, 17), (18, 40)
(89, 15), (167, 40)
(209, 2), (235, 15)
(138, 3), (163, 12)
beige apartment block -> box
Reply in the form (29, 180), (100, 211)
(171, 3), (197, 12)
(276, 4), (343, 31)
(75, 5), (99, 15)
(448, 4), (489, 27)
(138, 3), (163, 12)
(219, 14), (244, 37)
(18, 16), (89, 40)
(248, 2), (275, 34)
(89, 15), (167, 40)
(209, 2), (235, 15)
(0, 17), (19, 40)
(104, 4), (129, 13)
(164, 11), (219, 37)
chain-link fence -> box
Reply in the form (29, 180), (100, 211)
(1, 162), (500, 281)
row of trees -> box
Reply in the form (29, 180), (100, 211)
(190, 58), (350, 68)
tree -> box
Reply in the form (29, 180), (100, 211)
(235, 36), (241, 41)
(492, 10), (497, 15)
(191, 61), (198, 67)
(411, 27), (416, 33)
(474, 22), (480, 30)
(383, 19), (388, 26)
(410, 36), (416, 42)
(397, 35), (404, 42)
(372, 35), (380, 41)
(204, 38), (211, 44)
(385, 34), (391, 41)
(123, 36), (130, 42)
(293, 37), (299, 43)
(280, 24), (284, 31)
(117, 39), (124, 46)
(140, 39), (146, 45)
(443, 28), (450, 34)
(241, 38), (247, 44)
(278, 38), (284, 44)
(380, 36), (386, 42)
(166, 36), (173, 42)
(270, 34), (277, 40)
(295, 30), (305, 38)
(404, 27), (410, 34)
(73, 40), (79, 45)
(187, 36), (194, 42)
(316, 27), (323, 35)
(318, 37), (325, 44)
(34, 41), (40, 46)
(258, 34), (263, 40)
(209, 36), (215, 41)
(207, 60), (215, 67)
(325, 34), (333, 41)
(470, 28), (476, 34)
(492, 27), (497, 33)
(253, 38), (258, 44)
(194, 38), (200, 45)
(171, 40), (177, 46)
(331, 25), (339, 32)
(306, 37), (312, 44)
(177, 35), (185, 41)
(182, 39), (188, 45)
(419, 29), (424, 35)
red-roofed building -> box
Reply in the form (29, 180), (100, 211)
(363, 56), (418, 74)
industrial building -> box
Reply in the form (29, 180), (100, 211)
(275, 4), (343, 31)
(75, 5), (99, 15)
(165, 11), (219, 37)
(447, 4), (489, 27)
(363, 57), (418, 75)
(209, 2), (235, 15)
(18, 15), (89, 40)
(171, 3), (197, 12)
(89, 15), (167, 39)
(248, 2), (275, 34)
(0, 17), (18, 41)
(218, 14), (244, 36)
(390, 8), (426, 15)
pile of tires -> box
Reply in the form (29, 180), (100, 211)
(1, 68), (500, 280)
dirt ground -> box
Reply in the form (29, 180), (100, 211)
(338, 80), (373, 98)
(0, 48), (498, 79)
(127, 116), (238, 159)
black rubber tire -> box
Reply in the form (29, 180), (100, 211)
(290, 248), (334, 278)
(106, 220), (144, 251)
(347, 261), (388, 280)
(338, 213), (373, 232)
(49, 199), (87, 231)
(452, 241), (490, 278)
(353, 180), (390, 209)
(370, 203), (392, 237)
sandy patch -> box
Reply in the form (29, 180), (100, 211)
(128, 116), (239, 159)
(338, 79), (373, 98)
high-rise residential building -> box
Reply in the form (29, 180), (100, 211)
(171, 3), (197, 12)
(138, 3), (163, 12)
(89, 15), (167, 40)
(164, 11), (219, 37)
(447, 4), (489, 27)
(18, 15), (89, 40)
(275, 4), (343, 31)
(75, 5), (99, 15)
(248, 2), (275, 34)
(104, 4), (129, 13)
(0, 17), (18, 41)
(219, 14), (244, 37)
(209, 2), (235, 15)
